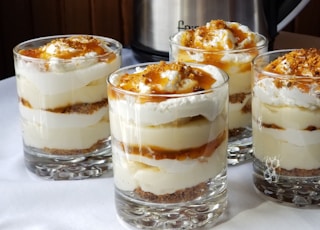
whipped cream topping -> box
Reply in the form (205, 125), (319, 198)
(254, 78), (320, 110)
(15, 36), (121, 95)
(170, 20), (266, 65)
(172, 20), (263, 51)
(110, 92), (227, 125)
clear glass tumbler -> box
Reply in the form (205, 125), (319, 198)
(252, 49), (320, 207)
(170, 32), (267, 165)
(13, 35), (122, 180)
(107, 62), (229, 229)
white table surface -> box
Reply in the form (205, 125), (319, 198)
(0, 49), (319, 230)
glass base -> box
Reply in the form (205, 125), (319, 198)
(24, 144), (113, 180)
(253, 158), (320, 207)
(115, 177), (227, 229)
(227, 127), (253, 165)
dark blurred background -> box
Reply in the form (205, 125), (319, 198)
(0, 0), (319, 80)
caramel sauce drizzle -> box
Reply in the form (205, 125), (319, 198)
(20, 98), (32, 108)
(109, 61), (218, 103)
(19, 35), (116, 63)
(262, 123), (320, 131)
(188, 53), (254, 72)
(113, 130), (227, 161)
(262, 123), (284, 130)
(118, 61), (216, 94)
(254, 119), (319, 132)
(304, 126), (319, 131)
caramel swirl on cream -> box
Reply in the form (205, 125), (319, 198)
(117, 61), (217, 94)
(19, 35), (113, 60)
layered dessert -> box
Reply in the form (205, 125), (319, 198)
(108, 61), (228, 203)
(170, 19), (267, 140)
(14, 35), (121, 155)
(252, 48), (320, 177)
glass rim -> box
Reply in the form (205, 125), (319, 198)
(13, 34), (122, 62)
(252, 48), (320, 79)
(169, 31), (268, 54)
(107, 61), (229, 98)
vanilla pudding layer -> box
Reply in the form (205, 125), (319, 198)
(110, 110), (226, 149)
(18, 77), (108, 109)
(252, 98), (320, 130)
(23, 119), (109, 150)
(252, 99), (320, 170)
(20, 105), (109, 128)
(228, 94), (251, 129)
(112, 139), (227, 195)
(17, 59), (120, 108)
(228, 69), (251, 95)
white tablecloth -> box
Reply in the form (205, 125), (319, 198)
(0, 49), (319, 230)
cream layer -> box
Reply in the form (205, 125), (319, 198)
(228, 70), (251, 95)
(17, 77), (108, 109)
(23, 120), (109, 150)
(113, 140), (227, 195)
(253, 121), (320, 170)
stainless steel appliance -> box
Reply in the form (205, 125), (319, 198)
(132, 0), (309, 61)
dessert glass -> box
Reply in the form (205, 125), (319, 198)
(169, 21), (268, 165)
(13, 35), (122, 180)
(252, 49), (320, 207)
(107, 61), (229, 229)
